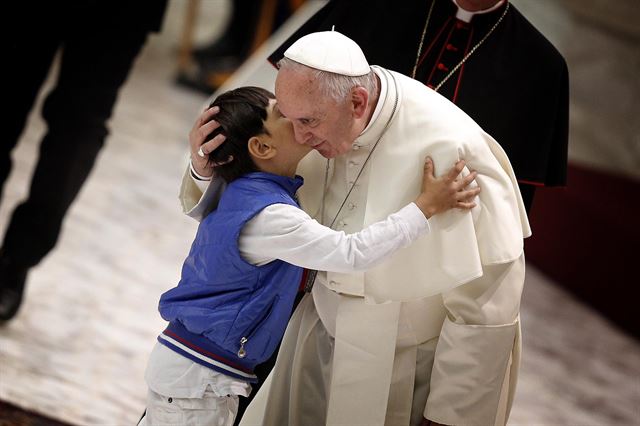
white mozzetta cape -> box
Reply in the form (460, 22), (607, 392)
(295, 66), (531, 304)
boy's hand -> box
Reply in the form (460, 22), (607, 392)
(415, 157), (480, 218)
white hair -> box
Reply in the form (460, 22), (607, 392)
(277, 57), (378, 103)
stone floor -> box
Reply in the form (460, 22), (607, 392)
(1, 1), (639, 425)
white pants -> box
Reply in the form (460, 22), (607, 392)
(139, 388), (239, 426)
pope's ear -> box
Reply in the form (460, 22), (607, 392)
(248, 136), (277, 160)
(350, 86), (369, 119)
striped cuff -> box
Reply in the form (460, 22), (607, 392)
(189, 160), (212, 181)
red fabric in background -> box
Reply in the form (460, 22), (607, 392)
(525, 163), (639, 338)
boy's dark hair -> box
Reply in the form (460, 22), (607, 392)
(205, 86), (274, 183)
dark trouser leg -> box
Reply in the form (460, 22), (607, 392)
(1, 30), (148, 268)
(0, 10), (62, 320)
(2, 23), (59, 203)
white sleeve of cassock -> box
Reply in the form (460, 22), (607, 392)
(178, 158), (226, 222)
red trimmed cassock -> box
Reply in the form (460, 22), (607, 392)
(269, 0), (569, 212)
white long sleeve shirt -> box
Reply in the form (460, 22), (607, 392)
(240, 202), (429, 269)
(147, 198), (430, 399)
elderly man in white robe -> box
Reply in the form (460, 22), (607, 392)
(182, 31), (530, 426)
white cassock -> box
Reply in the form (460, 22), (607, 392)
(181, 66), (530, 426)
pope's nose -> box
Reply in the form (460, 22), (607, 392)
(293, 125), (313, 145)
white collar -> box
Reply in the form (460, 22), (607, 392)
(452, 0), (505, 23)
(359, 67), (387, 136)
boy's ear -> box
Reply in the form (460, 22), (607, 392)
(248, 136), (277, 160)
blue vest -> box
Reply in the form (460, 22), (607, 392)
(157, 172), (304, 382)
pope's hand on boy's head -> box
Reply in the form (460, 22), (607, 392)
(189, 105), (227, 178)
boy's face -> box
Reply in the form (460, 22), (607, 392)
(263, 99), (313, 169)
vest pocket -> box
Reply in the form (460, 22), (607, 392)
(233, 295), (279, 361)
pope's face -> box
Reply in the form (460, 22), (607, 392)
(275, 67), (359, 159)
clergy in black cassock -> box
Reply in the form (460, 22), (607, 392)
(268, 0), (569, 212)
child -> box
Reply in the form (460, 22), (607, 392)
(140, 87), (478, 425)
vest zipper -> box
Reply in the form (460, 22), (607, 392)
(238, 337), (248, 358)
(236, 295), (279, 359)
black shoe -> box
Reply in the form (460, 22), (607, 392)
(192, 35), (243, 65)
(175, 55), (243, 95)
(0, 254), (29, 322)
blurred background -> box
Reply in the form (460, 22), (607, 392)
(0, 0), (638, 425)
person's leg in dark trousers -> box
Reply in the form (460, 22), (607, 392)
(3, 29), (149, 266)
(2, 17), (60, 204)
(0, 26), (148, 320)
(0, 8), (62, 320)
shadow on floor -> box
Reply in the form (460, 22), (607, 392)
(0, 400), (72, 426)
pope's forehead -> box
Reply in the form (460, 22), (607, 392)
(275, 72), (322, 110)
(276, 68), (318, 94)
(275, 98), (319, 119)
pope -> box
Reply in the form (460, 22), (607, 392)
(186, 31), (530, 426)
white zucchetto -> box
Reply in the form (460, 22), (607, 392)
(283, 30), (370, 76)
